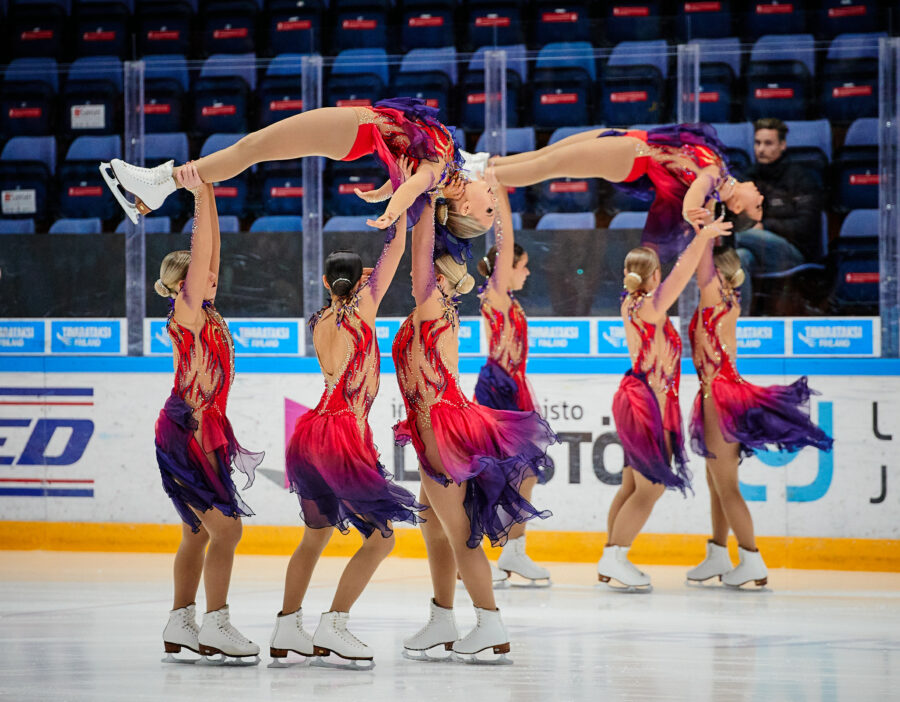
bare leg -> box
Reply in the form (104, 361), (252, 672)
(416, 483), (457, 608)
(606, 467), (636, 537)
(173, 521), (209, 610)
(706, 465), (730, 546)
(703, 396), (757, 550)
(330, 530), (395, 612)
(491, 128), (607, 166)
(191, 506), (243, 612)
(492, 135), (641, 187)
(507, 475), (538, 540)
(182, 107), (362, 185)
(607, 469), (666, 548)
(281, 526), (333, 615)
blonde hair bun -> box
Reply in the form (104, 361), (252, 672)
(456, 273), (475, 295)
(730, 268), (746, 289)
(154, 279), (174, 298)
(623, 271), (643, 293)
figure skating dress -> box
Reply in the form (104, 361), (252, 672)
(688, 290), (833, 459)
(155, 301), (263, 532)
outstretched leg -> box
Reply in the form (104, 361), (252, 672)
(491, 128), (607, 166)
(330, 529), (396, 612)
(281, 525), (333, 615)
(607, 469), (666, 548)
(492, 135), (641, 187)
(191, 506), (243, 612)
(184, 107), (362, 185)
(706, 465), (730, 546)
(416, 484), (458, 608)
(172, 521), (209, 610)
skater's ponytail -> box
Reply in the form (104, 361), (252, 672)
(713, 246), (745, 290)
(435, 254), (475, 295)
(325, 250), (363, 299)
(623, 247), (659, 294)
(156, 250), (191, 298)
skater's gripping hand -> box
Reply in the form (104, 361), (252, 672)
(685, 206), (713, 232)
(359, 267), (374, 288)
(397, 155), (414, 182)
(367, 210), (399, 230)
(699, 214), (732, 240)
(441, 176), (465, 201)
(180, 162), (204, 194)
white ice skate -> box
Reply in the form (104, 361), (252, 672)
(268, 608), (314, 668)
(99, 158), (177, 223)
(459, 149), (490, 178)
(686, 541), (732, 584)
(311, 611), (374, 671)
(161, 603), (200, 664)
(497, 535), (551, 587)
(597, 545), (652, 592)
(722, 547), (768, 589)
(197, 605), (261, 665)
(402, 599), (458, 662)
(452, 606), (512, 665)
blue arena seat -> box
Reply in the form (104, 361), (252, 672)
(677, 0), (733, 41)
(259, 158), (304, 215)
(258, 53), (305, 128)
(710, 121), (754, 177)
(534, 126), (602, 214)
(49, 217), (104, 234)
(393, 46), (458, 122)
(602, 1), (664, 43)
(834, 118), (878, 211)
(200, 133), (251, 217)
(333, 1), (390, 53)
(265, 0), (324, 55)
(534, 2), (592, 46)
(144, 55), (189, 133)
(745, 0), (809, 40)
(822, 33), (883, 124)
(466, 1), (525, 50)
(74, 0), (131, 59)
(137, 0), (194, 56)
(476, 127), (535, 213)
(324, 215), (371, 232)
(0, 58), (58, 137)
(182, 214), (240, 232)
(536, 212), (595, 230)
(194, 54), (256, 135)
(818, 0), (880, 38)
(250, 214), (303, 232)
(62, 57), (123, 136)
(401, 0), (455, 51)
(0, 218), (36, 233)
(601, 40), (670, 126)
(201, 0), (258, 55)
(745, 34), (815, 121)
(8, 0), (68, 59)
(116, 215), (172, 233)
(531, 42), (596, 129)
(326, 157), (383, 217)
(696, 37), (741, 124)
(326, 49), (389, 109)
(59, 135), (121, 220)
(829, 209), (879, 313)
(0, 136), (56, 221)
(839, 209), (878, 239)
(460, 44), (527, 130)
(784, 119), (831, 188)
(609, 211), (648, 229)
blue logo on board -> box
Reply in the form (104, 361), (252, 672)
(229, 321), (299, 355)
(458, 319), (481, 355)
(528, 320), (590, 355)
(375, 320), (401, 355)
(50, 320), (121, 354)
(0, 320), (45, 353)
(792, 319), (874, 355)
(148, 320), (171, 355)
(596, 320), (628, 355)
(736, 319), (785, 356)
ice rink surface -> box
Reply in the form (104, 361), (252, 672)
(1, 551), (898, 702)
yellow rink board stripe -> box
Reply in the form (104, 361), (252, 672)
(1, 521), (897, 572)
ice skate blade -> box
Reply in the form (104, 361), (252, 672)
(401, 643), (455, 663)
(197, 647), (261, 666)
(685, 576), (725, 587)
(598, 575), (652, 593)
(505, 572), (552, 589)
(723, 577), (770, 591)
(310, 649), (375, 671)
(268, 648), (313, 668)
(451, 644), (513, 666)
(99, 162), (141, 224)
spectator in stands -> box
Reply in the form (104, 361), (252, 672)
(736, 118), (823, 305)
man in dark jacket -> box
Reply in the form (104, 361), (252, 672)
(735, 118), (823, 305)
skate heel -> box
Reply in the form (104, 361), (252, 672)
(313, 645), (330, 656)
(135, 198), (152, 215)
(755, 577), (768, 587)
(270, 648), (288, 658)
(598, 574), (611, 583)
(493, 643), (511, 654)
(198, 644), (221, 656)
(164, 642), (182, 654)
(444, 643), (454, 651)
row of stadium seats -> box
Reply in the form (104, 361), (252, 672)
(3, 0), (892, 61)
(0, 118), (879, 226)
(0, 34), (884, 142)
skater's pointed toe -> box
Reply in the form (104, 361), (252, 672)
(686, 541), (732, 583)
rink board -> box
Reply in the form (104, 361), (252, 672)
(0, 357), (898, 571)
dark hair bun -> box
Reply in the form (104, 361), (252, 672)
(325, 250), (363, 298)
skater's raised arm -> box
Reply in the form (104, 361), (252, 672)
(206, 177), (221, 281)
(696, 237), (718, 292)
(367, 162), (442, 230)
(355, 179), (394, 204)
(483, 168), (514, 294)
(175, 163), (215, 323)
(651, 216), (732, 317)
(411, 198), (438, 308)
(681, 166), (721, 228)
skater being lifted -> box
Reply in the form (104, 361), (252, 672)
(101, 97), (495, 239)
(597, 210), (732, 592)
(156, 163), (264, 664)
(474, 167), (554, 587)
(394, 189), (556, 664)
(271, 158), (425, 670)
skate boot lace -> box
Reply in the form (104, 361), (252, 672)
(335, 620), (366, 649)
(222, 621), (251, 645)
(127, 162), (172, 186)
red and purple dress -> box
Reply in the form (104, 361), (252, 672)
(601, 123), (731, 262)
(474, 290), (553, 483)
(155, 302), (263, 532)
(613, 292), (691, 493)
(392, 293), (555, 548)
(286, 294), (423, 537)
(342, 97), (462, 228)
(689, 290), (833, 458)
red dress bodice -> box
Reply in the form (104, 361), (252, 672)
(623, 292), (682, 399)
